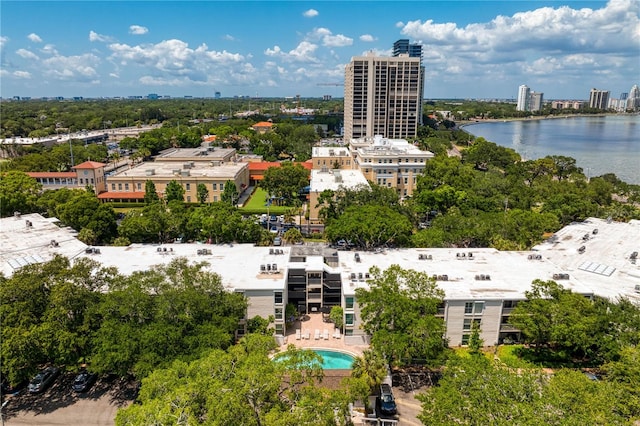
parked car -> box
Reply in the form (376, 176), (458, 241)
(379, 383), (397, 415)
(28, 367), (59, 394)
(270, 226), (279, 234)
(273, 237), (282, 246)
(72, 370), (97, 392)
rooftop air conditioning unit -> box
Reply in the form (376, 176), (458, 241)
(145, 169), (155, 176)
(181, 170), (190, 177)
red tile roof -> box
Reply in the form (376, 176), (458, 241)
(248, 161), (312, 171)
(27, 172), (76, 178)
(252, 121), (273, 128)
(73, 161), (106, 169)
(97, 191), (146, 200)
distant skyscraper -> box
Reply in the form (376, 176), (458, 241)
(529, 92), (544, 112)
(589, 88), (610, 109)
(392, 39), (423, 60)
(517, 85), (530, 111)
(626, 85), (640, 110)
(344, 51), (424, 141)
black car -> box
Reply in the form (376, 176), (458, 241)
(379, 383), (397, 415)
(27, 366), (59, 394)
(72, 371), (97, 392)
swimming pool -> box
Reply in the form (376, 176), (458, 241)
(314, 349), (355, 370)
(274, 349), (356, 370)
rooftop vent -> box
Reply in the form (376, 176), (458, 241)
(578, 246), (586, 254)
(475, 274), (491, 281)
(180, 170), (190, 177)
(553, 273), (570, 280)
(145, 169), (155, 176)
(527, 254), (543, 260)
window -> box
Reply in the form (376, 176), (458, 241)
(111, 183), (116, 191)
(274, 291), (283, 304)
(80, 178), (84, 184)
(125, 183), (129, 190)
(90, 178), (94, 184)
(275, 324), (284, 335)
(346, 296), (354, 309)
(212, 183), (217, 190)
(118, 183), (122, 190)
(461, 334), (470, 345)
(463, 318), (481, 331)
(275, 308), (283, 320)
(137, 183), (142, 190)
(186, 183), (191, 191)
(213, 196), (218, 201)
(464, 302), (473, 314)
(465, 301), (484, 315)
(345, 329), (353, 336)
(186, 196), (191, 202)
(345, 313), (355, 326)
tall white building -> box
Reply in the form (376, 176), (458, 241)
(589, 88), (610, 110)
(517, 85), (530, 111)
(627, 84), (640, 111)
(344, 51), (424, 141)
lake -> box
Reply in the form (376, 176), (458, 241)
(464, 115), (640, 184)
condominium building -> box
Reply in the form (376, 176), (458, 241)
(311, 147), (353, 170)
(517, 85), (530, 111)
(589, 88), (610, 110)
(392, 39), (423, 59)
(4, 214), (638, 347)
(529, 92), (544, 112)
(349, 135), (434, 199)
(308, 169), (370, 222)
(344, 51), (424, 141)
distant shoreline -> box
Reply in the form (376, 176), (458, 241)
(457, 112), (634, 129)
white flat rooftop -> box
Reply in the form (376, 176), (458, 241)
(112, 160), (247, 179)
(154, 147), (236, 160)
(310, 169), (369, 193)
(76, 243), (287, 291)
(0, 213), (88, 277)
(312, 147), (350, 157)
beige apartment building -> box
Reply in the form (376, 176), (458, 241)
(101, 160), (249, 203)
(344, 52), (424, 141)
(350, 135), (433, 198)
(311, 147), (353, 170)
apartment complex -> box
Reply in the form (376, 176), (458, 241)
(344, 49), (424, 141)
(3, 214), (638, 347)
(350, 135), (433, 199)
(517, 85), (544, 112)
(589, 88), (610, 109)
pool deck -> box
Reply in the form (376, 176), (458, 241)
(279, 313), (369, 357)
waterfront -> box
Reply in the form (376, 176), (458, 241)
(464, 115), (640, 185)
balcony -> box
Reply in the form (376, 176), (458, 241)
(500, 324), (520, 332)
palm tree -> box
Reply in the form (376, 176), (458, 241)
(351, 349), (388, 391)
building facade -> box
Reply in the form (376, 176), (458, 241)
(517, 85), (530, 111)
(349, 135), (433, 199)
(344, 52), (424, 141)
(589, 88), (611, 109)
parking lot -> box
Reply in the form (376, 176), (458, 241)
(3, 374), (136, 426)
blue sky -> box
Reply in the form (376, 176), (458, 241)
(1, 1), (638, 100)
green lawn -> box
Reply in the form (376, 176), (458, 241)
(240, 187), (291, 215)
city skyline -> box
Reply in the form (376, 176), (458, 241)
(1, 0), (638, 100)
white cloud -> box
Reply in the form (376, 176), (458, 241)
(303, 9), (318, 18)
(323, 34), (353, 48)
(13, 70), (32, 79)
(129, 25), (149, 35)
(265, 41), (318, 63)
(401, 0), (639, 54)
(41, 44), (58, 55)
(16, 49), (39, 60)
(108, 39), (250, 85)
(0, 36), (8, 48)
(359, 34), (376, 42)
(42, 53), (100, 81)
(27, 33), (42, 43)
(89, 31), (114, 43)
(223, 34), (235, 41)
(109, 72), (119, 78)
(395, 21), (404, 28)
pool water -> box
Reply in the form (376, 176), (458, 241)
(275, 349), (355, 370)
(314, 349), (355, 369)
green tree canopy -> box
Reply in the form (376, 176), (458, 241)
(0, 170), (42, 217)
(260, 162), (309, 206)
(355, 265), (447, 366)
(164, 179), (185, 203)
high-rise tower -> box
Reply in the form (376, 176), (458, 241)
(517, 85), (530, 111)
(589, 88), (610, 109)
(344, 51), (424, 141)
